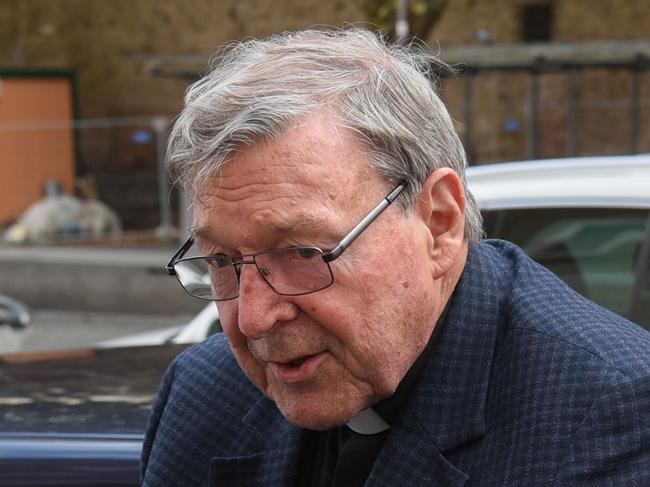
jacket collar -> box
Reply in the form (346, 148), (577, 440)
(366, 242), (506, 486)
(403, 242), (505, 452)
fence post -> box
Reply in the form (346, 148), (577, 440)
(463, 69), (475, 164)
(566, 69), (577, 157)
(629, 55), (645, 155)
(152, 116), (176, 238)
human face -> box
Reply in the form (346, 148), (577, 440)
(192, 112), (441, 430)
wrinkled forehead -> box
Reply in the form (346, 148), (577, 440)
(188, 111), (390, 250)
(191, 110), (384, 214)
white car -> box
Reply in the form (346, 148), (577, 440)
(107, 153), (650, 347)
(97, 303), (221, 348)
(467, 154), (650, 211)
(468, 154), (650, 330)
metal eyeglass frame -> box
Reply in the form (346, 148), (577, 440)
(165, 181), (407, 300)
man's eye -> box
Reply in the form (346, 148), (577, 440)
(210, 254), (232, 268)
(298, 248), (319, 259)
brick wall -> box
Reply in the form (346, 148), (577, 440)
(432, 0), (650, 164)
(0, 0), (366, 117)
(431, 0), (650, 45)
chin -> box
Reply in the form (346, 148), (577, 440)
(275, 393), (367, 431)
(282, 409), (349, 431)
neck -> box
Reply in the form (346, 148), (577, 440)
(436, 242), (469, 320)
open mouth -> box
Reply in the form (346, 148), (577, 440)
(286, 356), (309, 368)
(288, 358), (306, 368)
(272, 352), (325, 384)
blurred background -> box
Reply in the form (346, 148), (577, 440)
(1, 0), (649, 353)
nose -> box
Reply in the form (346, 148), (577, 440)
(236, 264), (299, 339)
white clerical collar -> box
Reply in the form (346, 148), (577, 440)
(345, 408), (391, 435)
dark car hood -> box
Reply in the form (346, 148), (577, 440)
(0, 344), (188, 435)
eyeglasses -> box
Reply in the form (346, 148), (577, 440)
(165, 181), (407, 301)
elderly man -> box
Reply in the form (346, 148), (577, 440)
(141, 29), (650, 486)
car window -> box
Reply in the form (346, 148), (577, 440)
(484, 208), (650, 331)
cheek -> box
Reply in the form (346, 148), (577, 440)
(218, 303), (246, 360)
(217, 302), (240, 339)
(303, 289), (406, 389)
(319, 239), (432, 389)
(218, 302), (270, 393)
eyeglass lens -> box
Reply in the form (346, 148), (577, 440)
(173, 247), (333, 301)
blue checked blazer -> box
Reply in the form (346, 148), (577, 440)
(141, 240), (650, 486)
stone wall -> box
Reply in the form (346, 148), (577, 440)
(1, 0), (648, 227)
(431, 0), (650, 45)
(0, 0), (367, 117)
(432, 0), (650, 164)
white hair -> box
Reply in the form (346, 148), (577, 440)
(167, 27), (483, 244)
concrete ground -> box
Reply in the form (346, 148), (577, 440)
(0, 239), (204, 354)
(13, 308), (196, 353)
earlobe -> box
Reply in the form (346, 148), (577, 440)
(416, 168), (466, 278)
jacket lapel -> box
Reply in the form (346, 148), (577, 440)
(209, 395), (304, 486)
(369, 243), (506, 486)
(367, 406), (469, 486)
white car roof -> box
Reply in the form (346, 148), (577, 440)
(467, 154), (650, 210)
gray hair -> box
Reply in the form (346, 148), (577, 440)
(167, 27), (483, 244)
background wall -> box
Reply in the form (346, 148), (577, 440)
(431, 0), (650, 164)
(431, 0), (650, 44)
(1, 0), (648, 229)
(0, 0), (368, 230)
(0, 0), (367, 118)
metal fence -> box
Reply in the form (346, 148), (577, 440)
(0, 116), (178, 237)
(440, 56), (650, 164)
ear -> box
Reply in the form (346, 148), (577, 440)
(415, 168), (466, 279)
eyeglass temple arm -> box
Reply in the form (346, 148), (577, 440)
(323, 182), (407, 263)
(165, 236), (195, 275)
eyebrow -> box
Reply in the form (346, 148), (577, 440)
(189, 225), (221, 246)
(268, 214), (329, 235)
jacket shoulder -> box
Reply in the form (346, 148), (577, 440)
(454, 241), (650, 484)
(141, 334), (271, 486)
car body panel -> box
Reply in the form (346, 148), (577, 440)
(0, 344), (188, 486)
(468, 154), (650, 210)
(95, 324), (184, 349)
(0, 433), (142, 487)
(468, 155), (650, 331)
(0, 344), (186, 434)
(96, 301), (220, 348)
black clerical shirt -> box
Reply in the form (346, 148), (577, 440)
(295, 312), (446, 487)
